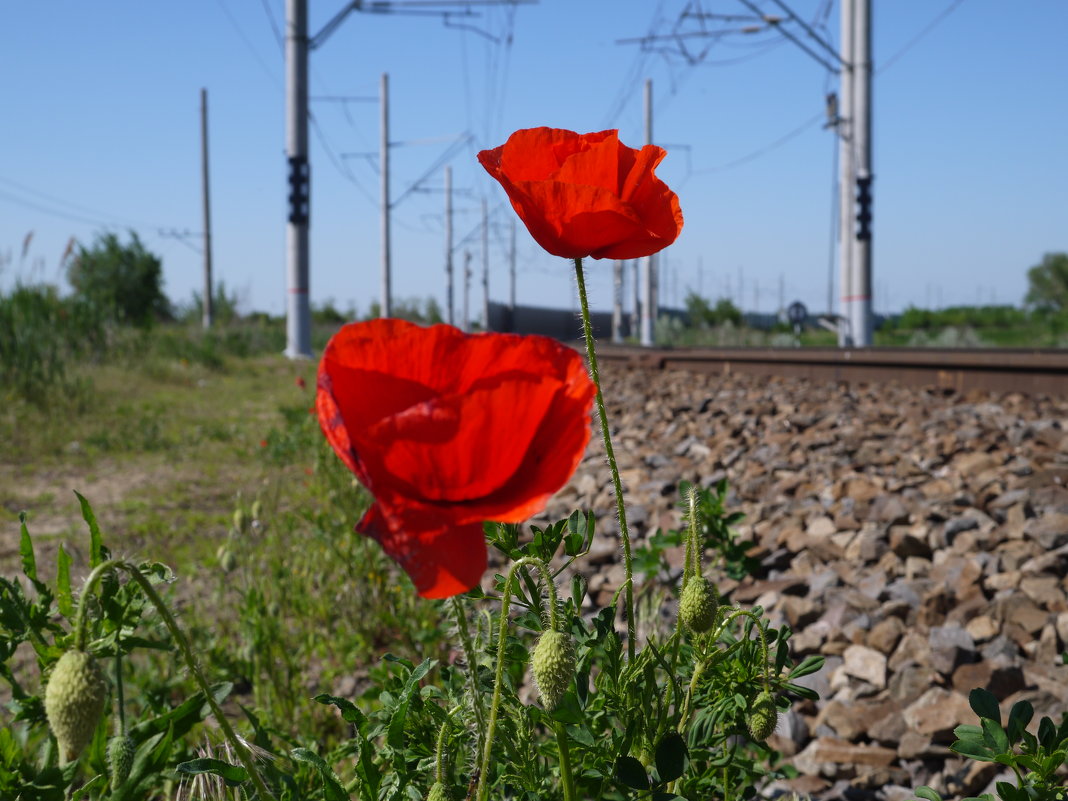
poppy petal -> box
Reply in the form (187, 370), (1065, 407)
(357, 503), (487, 598)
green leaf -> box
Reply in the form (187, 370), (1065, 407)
(955, 724), (984, 739)
(19, 514), (37, 582)
(291, 748), (349, 801)
(654, 731), (688, 783)
(914, 786), (944, 801)
(71, 774), (107, 800)
(951, 738), (996, 762)
(176, 757), (249, 787)
(74, 491), (103, 567)
(982, 717), (1010, 755)
(550, 691), (584, 725)
(1006, 700), (1034, 744)
(615, 756), (649, 791)
(56, 544), (73, 617)
(314, 693), (368, 728)
(1038, 715), (1056, 750)
(788, 654), (824, 679)
(386, 658), (436, 749)
(969, 688), (1001, 726)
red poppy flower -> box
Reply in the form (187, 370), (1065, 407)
(316, 319), (596, 599)
(477, 127), (683, 260)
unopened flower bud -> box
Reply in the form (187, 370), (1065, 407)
(233, 508), (249, 533)
(108, 734), (136, 785)
(45, 650), (108, 763)
(426, 781), (448, 801)
(531, 630), (576, 711)
(679, 576), (717, 633)
(746, 690), (777, 741)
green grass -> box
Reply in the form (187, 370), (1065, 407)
(1, 319), (446, 748)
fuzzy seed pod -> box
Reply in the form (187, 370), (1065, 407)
(233, 508), (249, 533)
(44, 650), (108, 763)
(746, 690), (777, 741)
(217, 546), (237, 572)
(679, 576), (717, 633)
(108, 734), (135, 786)
(426, 781), (448, 801)
(530, 630), (576, 711)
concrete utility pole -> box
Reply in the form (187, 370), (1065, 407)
(282, 0), (531, 355)
(481, 198), (489, 331)
(444, 165), (454, 326)
(850, 0), (874, 346)
(462, 249), (472, 332)
(200, 88), (213, 329)
(612, 260), (624, 343)
(838, 0), (874, 347)
(630, 260), (639, 339)
(380, 72), (392, 317)
(284, 0), (311, 358)
(641, 78), (655, 346)
(508, 218), (516, 320)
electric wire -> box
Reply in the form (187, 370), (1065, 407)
(691, 111), (823, 174)
(0, 177), (184, 232)
(878, 0), (969, 74)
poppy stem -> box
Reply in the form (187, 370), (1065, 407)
(476, 556), (546, 801)
(75, 561), (275, 800)
(572, 256), (636, 661)
(450, 596), (486, 753)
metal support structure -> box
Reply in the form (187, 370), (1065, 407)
(444, 165), (454, 326)
(462, 250), (472, 332)
(380, 72), (392, 317)
(851, 0), (873, 346)
(612, 260), (624, 343)
(837, 0), (854, 346)
(630, 260), (639, 339)
(481, 198), (489, 331)
(285, 0), (311, 358)
(200, 88), (214, 329)
(640, 78), (655, 347)
(508, 218), (516, 316)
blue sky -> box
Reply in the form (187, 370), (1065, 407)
(2, 0), (1065, 319)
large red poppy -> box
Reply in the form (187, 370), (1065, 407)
(477, 127), (683, 260)
(316, 319), (596, 599)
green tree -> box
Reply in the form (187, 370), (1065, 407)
(1024, 252), (1068, 313)
(684, 291), (742, 328)
(68, 231), (171, 326)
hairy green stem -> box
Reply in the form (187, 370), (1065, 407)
(573, 256), (636, 660)
(73, 561), (274, 800)
(450, 596), (486, 754)
(433, 721), (449, 784)
(714, 609), (772, 694)
(553, 719), (577, 801)
(476, 557), (551, 801)
(114, 651), (126, 734)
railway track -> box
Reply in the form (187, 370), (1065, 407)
(589, 345), (1068, 396)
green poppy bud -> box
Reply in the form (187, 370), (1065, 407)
(679, 576), (717, 633)
(746, 690), (777, 741)
(44, 650), (108, 763)
(251, 500), (263, 521)
(233, 508), (249, 533)
(107, 734), (135, 786)
(426, 781), (448, 801)
(531, 629), (576, 711)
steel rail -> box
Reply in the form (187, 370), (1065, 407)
(587, 346), (1068, 396)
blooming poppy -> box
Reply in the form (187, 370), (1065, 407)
(316, 319), (596, 599)
(477, 127), (683, 260)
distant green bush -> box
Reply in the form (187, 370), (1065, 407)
(68, 231), (171, 326)
(0, 282), (107, 404)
